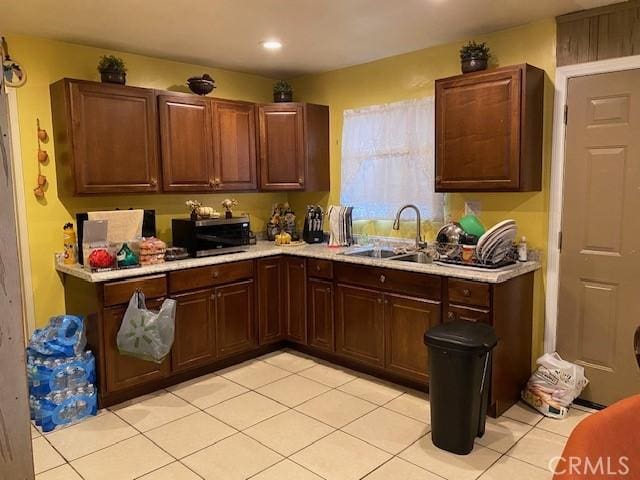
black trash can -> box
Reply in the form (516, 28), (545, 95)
(424, 320), (498, 455)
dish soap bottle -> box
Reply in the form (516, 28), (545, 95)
(517, 236), (528, 262)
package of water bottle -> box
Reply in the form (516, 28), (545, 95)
(31, 384), (98, 432)
(28, 315), (87, 358)
(27, 351), (96, 396)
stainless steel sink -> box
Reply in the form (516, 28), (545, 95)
(342, 248), (398, 259)
(389, 252), (432, 264)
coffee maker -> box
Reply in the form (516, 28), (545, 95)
(303, 205), (324, 244)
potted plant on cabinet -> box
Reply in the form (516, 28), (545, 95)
(459, 41), (490, 74)
(273, 80), (293, 102)
(97, 55), (127, 85)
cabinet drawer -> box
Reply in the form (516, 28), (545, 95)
(103, 275), (167, 307)
(307, 258), (333, 279)
(169, 260), (254, 293)
(446, 304), (491, 324)
(448, 279), (490, 307)
(334, 263), (441, 299)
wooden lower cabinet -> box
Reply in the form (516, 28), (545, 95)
(172, 289), (216, 372)
(257, 257), (285, 344)
(214, 280), (256, 357)
(103, 300), (171, 393)
(335, 284), (385, 368)
(384, 294), (441, 382)
(283, 257), (307, 344)
(307, 279), (334, 352)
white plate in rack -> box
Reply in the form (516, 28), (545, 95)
(477, 220), (516, 260)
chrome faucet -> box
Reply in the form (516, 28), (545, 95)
(392, 204), (425, 250)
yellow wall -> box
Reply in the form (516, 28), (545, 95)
(289, 19), (557, 360)
(6, 34), (285, 327)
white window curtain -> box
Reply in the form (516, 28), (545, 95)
(340, 97), (443, 221)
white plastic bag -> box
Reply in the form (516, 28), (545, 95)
(117, 290), (176, 363)
(521, 352), (589, 419)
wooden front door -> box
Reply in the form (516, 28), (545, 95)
(335, 284), (385, 367)
(257, 104), (305, 190)
(557, 69), (640, 405)
(70, 82), (160, 193)
(212, 100), (257, 191)
(158, 95), (214, 191)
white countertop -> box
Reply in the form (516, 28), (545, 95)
(56, 241), (541, 284)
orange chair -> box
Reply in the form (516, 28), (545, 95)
(553, 395), (640, 479)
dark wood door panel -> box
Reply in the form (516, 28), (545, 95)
(103, 301), (170, 392)
(258, 104), (305, 190)
(215, 280), (256, 358)
(284, 257), (307, 344)
(436, 68), (522, 191)
(159, 95), (214, 192)
(307, 279), (334, 352)
(70, 82), (160, 193)
(172, 289), (216, 372)
(335, 284), (385, 367)
(257, 257), (285, 344)
(212, 100), (257, 191)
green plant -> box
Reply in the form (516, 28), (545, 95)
(273, 80), (293, 94)
(97, 55), (127, 74)
(459, 41), (490, 61)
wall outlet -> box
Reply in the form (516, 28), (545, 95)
(464, 201), (481, 217)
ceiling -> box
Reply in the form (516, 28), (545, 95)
(0, 0), (621, 78)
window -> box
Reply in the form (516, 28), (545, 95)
(340, 97), (443, 220)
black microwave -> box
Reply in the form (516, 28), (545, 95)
(172, 217), (250, 257)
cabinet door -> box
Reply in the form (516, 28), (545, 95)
(103, 300), (170, 393)
(212, 100), (257, 191)
(171, 289), (216, 372)
(307, 279), (334, 352)
(159, 95), (214, 192)
(70, 82), (160, 193)
(435, 68), (522, 191)
(257, 104), (305, 190)
(257, 257), (284, 344)
(384, 294), (441, 382)
(283, 257), (307, 344)
(335, 284), (385, 367)
(215, 280), (256, 357)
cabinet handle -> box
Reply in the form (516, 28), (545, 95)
(377, 297), (383, 304)
(326, 287), (331, 293)
(462, 288), (471, 296)
(447, 311), (455, 320)
(316, 265), (321, 271)
(209, 179), (216, 187)
(217, 292), (222, 298)
(379, 274), (386, 284)
(149, 177), (158, 187)
(212, 271), (219, 278)
(214, 177), (221, 184)
(384, 299), (389, 305)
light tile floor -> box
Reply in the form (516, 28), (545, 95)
(32, 349), (591, 479)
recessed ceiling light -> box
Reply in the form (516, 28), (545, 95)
(261, 40), (282, 50)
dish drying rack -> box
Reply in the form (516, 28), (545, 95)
(433, 241), (518, 269)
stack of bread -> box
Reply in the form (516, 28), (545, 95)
(139, 237), (166, 265)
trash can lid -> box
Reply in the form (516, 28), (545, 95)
(424, 320), (498, 352)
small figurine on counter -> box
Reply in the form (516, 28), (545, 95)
(221, 198), (238, 219)
(63, 222), (78, 265)
(186, 200), (220, 220)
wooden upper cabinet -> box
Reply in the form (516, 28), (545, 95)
(257, 103), (329, 191)
(212, 100), (258, 191)
(435, 64), (544, 192)
(158, 95), (214, 192)
(50, 79), (160, 194)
